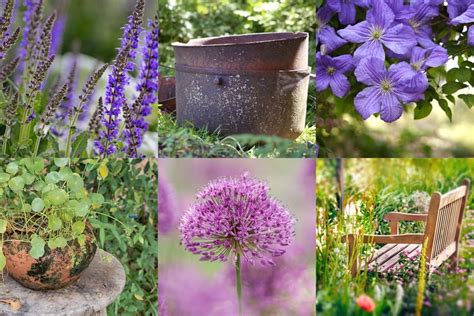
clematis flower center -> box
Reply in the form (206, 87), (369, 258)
(326, 66), (336, 75)
(371, 26), (384, 40)
(380, 79), (392, 93)
(408, 19), (421, 32)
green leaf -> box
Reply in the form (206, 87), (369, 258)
(0, 251), (5, 271)
(77, 234), (86, 247)
(414, 101), (432, 120)
(59, 167), (73, 181)
(6, 162), (18, 175)
(48, 237), (67, 249)
(44, 189), (69, 206)
(47, 214), (63, 231)
(442, 82), (467, 94)
(0, 173), (10, 183)
(74, 199), (90, 217)
(89, 193), (105, 208)
(8, 176), (25, 191)
(447, 68), (471, 82)
(29, 234), (46, 259)
(71, 132), (88, 158)
(438, 99), (452, 122)
(67, 174), (84, 192)
(54, 158), (69, 168)
(45, 171), (61, 184)
(31, 198), (45, 212)
(24, 158), (44, 174)
(72, 221), (85, 235)
(0, 219), (7, 233)
(459, 94), (474, 109)
(21, 172), (35, 185)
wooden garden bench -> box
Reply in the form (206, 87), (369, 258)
(345, 179), (471, 276)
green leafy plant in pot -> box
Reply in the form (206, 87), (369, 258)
(0, 158), (105, 290)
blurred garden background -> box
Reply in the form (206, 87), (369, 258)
(317, 158), (474, 315)
(158, 159), (315, 315)
(158, 0), (317, 158)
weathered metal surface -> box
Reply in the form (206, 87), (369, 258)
(158, 76), (176, 113)
(172, 32), (310, 139)
(0, 250), (125, 316)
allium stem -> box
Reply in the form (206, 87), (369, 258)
(236, 253), (242, 316)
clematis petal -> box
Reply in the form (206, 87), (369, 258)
(316, 68), (331, 92)
(338, 1), (357, 25)
(388, 61), (418, 83)
(380, 93), (404, 123)
(451, 4), (474, 25)
(319, 26), (348, 53)
(329, 73), (351, 98)
(354, 40), (385, 61)
(332, 54), (354, 73)
(338, 21), (372, 43)
(367, 0), (395, 28)
(382, 24), (417, 55)
(469, 25), (474, 46)
(423, 45), (448, 68)
(316, 4), (335, 26)
(355, 57), (386, 85)
(354, 86), (382, 120)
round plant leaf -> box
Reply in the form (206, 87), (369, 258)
(48, 236), (67, 249)
(77, 234), (86, 247)
(89, 193), (105, 208)
(98, 164), (109, 179)
(0, 219), (7, 233)
(74, 199), (90, 217)
(8, 176), (25, 192)
(44, 189), (69, 206)
(31, 198), (45, 212)
(45, 171), (61, 184)
(0, 172), (10, 183)
(54, 158), (69, 168)
(72, 221), (86, 235)
(21, 172), (35, 185)
(59, 167), (73, 181)
(6, 162), (18, 175)
(47, 214), (63, 231)
(29, 234), (46, 259)
(24, 158), (45, 174)
(0, 251), (5, 270)
(67, 174), (84, 192)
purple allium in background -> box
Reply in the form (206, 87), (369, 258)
(354, 57), (424, 122)
(180, 173), (295, 265)
(338, 1), (417, 61)
(316, 52), (354, 98)
(316, 5), (347, 53)
(158, 175), (176, 235)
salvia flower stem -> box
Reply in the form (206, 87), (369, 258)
(33, 82), (68, 157)
(2, 91), (18, 154)
(65, 63), (108, 156)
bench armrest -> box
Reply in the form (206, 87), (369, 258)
(342, 233), (425, 244)
(384, 212), (428, 234)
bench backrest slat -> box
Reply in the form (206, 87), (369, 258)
(424, 179), (470, 267)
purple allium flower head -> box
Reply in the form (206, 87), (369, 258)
(338, 1), (417, 61)
(392, 45), (448, 91)
(316, 5), (347, 53)
(180, 173), (295, 266)
(316, 52), (354, 98)
(326, 0), (370, 25)
(354, 57), (425, 122)
(158, 175), (176, 234)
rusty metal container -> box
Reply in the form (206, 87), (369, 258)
(172, 32), (310, 139)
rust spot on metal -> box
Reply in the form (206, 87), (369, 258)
(172, 32), (310, 139)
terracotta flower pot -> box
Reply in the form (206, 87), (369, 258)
(2, 223), (97, 290)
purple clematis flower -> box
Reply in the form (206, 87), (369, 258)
(449, 0), (474, 45)
(392, 46), (448, 91)
(338, 1), (417, 61)
(354, 57), (425, 122)
(316, 5), (347, 53)
(395, 2), (440, 48)
(326, 0), (370, 25)
(316, 52), (354, 98)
